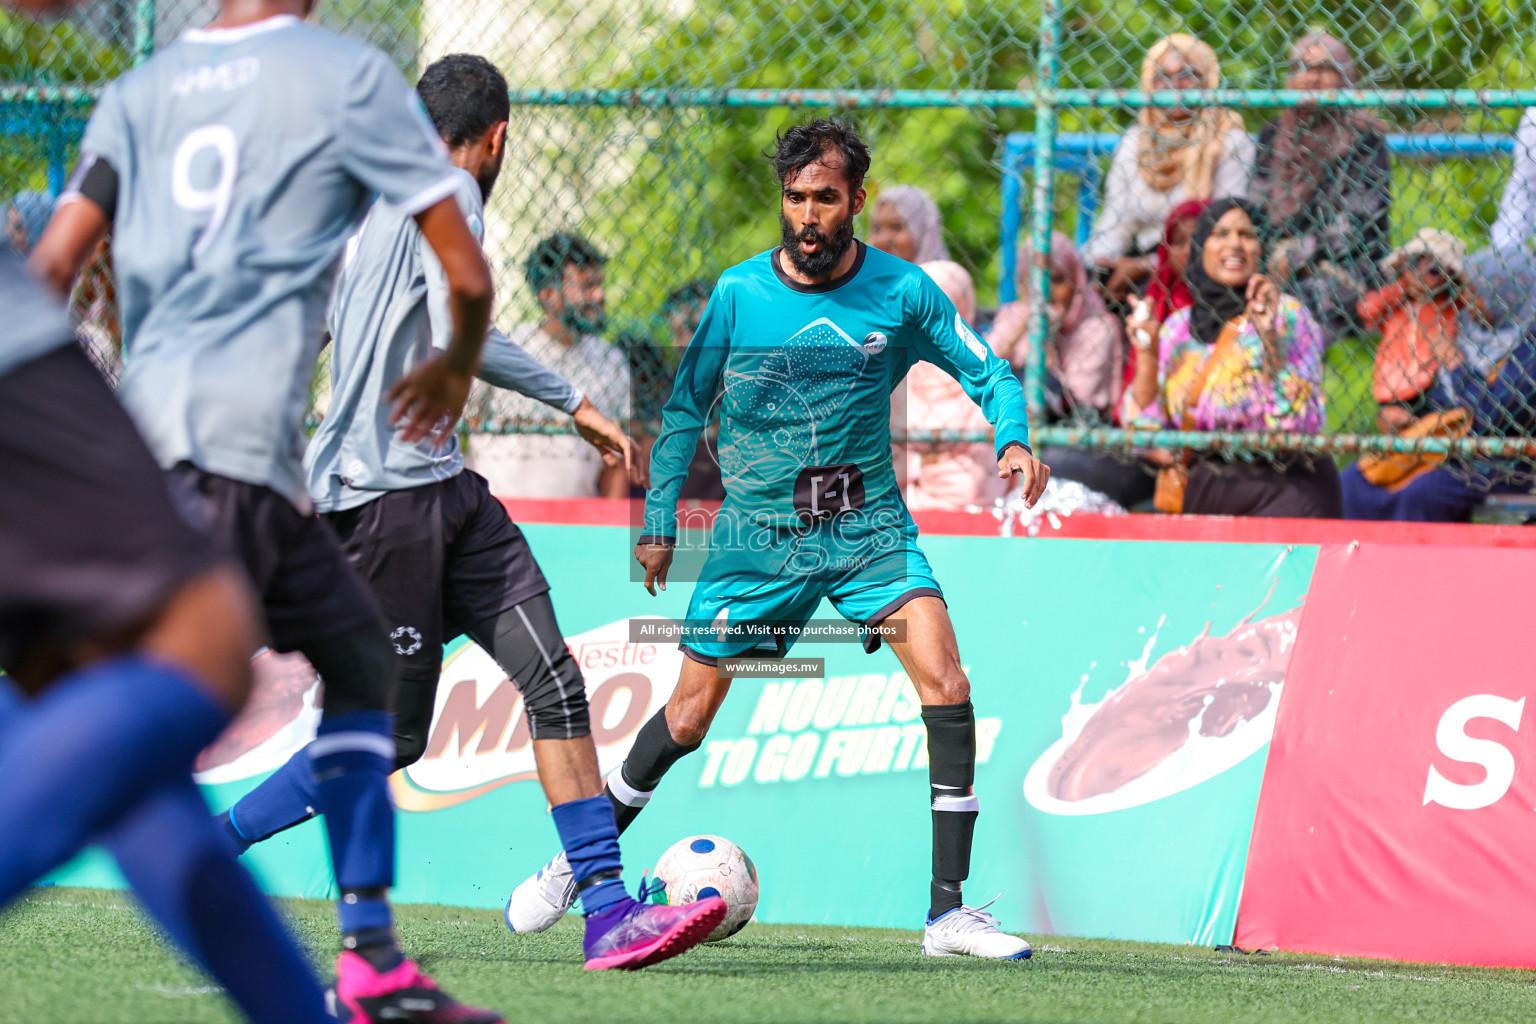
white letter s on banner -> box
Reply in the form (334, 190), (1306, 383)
(1423, 694), (1525, 810)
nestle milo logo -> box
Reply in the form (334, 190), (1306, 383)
(697, 673), (1002, 787)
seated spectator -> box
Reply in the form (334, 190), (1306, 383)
(1082, 34), (1253, 305)
(1342, 246), (1536, 522)
(620, 279), (723, 501)
(465, 232), (632, 498)
(1456, 247), (1536, 377)
(1359, 229), (1468, 431)
(6, 191), (54, 255)
(991, 231), (1123, 421)
(993, 233), (1153, 507)
(1131, 198), (1210, 389)
(618, 280), (713, 428)
(1123, 198), (1338, 517)
(868, 185), (949, 264)
(1491, 108), (1536, 251)
(1249, 31), (1391, 344)
(892, 260), (1010, 511)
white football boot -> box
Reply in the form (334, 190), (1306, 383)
(504, 851), (578, 933)
(920, 899), (1032, 960)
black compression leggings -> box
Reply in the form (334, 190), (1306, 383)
(392, 593), (589, 768)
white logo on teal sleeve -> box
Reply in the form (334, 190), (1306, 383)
(956, 312), (988, 362)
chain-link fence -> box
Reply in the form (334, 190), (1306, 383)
(7, 0), (1536, 514)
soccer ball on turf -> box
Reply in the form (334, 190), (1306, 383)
(648, 835), (759, 941)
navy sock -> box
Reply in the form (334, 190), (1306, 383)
(550, 796), (629, 916)
(309, 710), (397, 940)
(221, 748), (319, 855)
(106, 777), (332, 1024)
(0, 656), (228, 905)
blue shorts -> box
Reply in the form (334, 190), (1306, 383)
(678, 499), (942, 663)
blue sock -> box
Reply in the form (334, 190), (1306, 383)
(0, 656), (227, 905)
(309, 711), (397, 937)
(221, 748), (318, 855)
(106, 776), (332, 1024)
(550, 796), (630, 916)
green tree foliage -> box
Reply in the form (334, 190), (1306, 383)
(524, 0), (1536, 330)
(1, 7), (126, 195)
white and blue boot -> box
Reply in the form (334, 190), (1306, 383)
(505, 851), (578, 933)
(921, 899), (1032, 960)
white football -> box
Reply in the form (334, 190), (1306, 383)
(650, 835), (759, 941)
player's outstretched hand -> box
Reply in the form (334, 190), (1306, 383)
(998, 445), (1050, 508)
(573, 397), (648, 488)
(387, 352), (475, 445)
(635, 542), (673, 596)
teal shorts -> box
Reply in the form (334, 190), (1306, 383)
(678, 499), (943, 663)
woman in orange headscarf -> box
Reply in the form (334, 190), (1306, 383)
(1082, 34), (1254, 304)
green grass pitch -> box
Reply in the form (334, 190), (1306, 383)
(3, 887), (1534, 1023)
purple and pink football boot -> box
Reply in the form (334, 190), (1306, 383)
(582, 895), (726, 971)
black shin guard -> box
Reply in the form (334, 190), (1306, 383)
(922, 701), (978, 920)
(604, 707), (700, 833)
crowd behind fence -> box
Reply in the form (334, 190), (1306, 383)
(7, 0), (1536, 518)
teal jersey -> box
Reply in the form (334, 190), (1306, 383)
(643, 242), (1029, 539)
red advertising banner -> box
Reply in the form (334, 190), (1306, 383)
(1236, 542), (1536, 967)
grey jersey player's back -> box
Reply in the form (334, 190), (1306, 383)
(75, 14), (457, 507)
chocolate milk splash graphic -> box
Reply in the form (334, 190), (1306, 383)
(1024, 602), (1302, 816)
(194, 650), (321, 781)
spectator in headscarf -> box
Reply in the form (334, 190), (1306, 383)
(892, 261), (1010, 511)
(1249, 31), (1391, 344)
(990, 231), (1124, 421)
(1082, 34), (1254, 304)
(1341, 246), (1536, 522)
(6, 191), (54, 255)
(1123, 197), (1338, 517)
(868, 185), (950, 264)
(1132, 198), (1210, 387)
(993, 234), (1154, 508)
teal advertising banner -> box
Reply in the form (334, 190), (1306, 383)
(49, 524), (1317, 946)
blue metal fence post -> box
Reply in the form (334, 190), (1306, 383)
(1025, 0), (1062, 422)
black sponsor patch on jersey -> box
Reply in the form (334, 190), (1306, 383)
(793, 464), (865, 523)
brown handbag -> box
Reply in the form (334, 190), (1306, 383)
(1153, 320), (1243, 514)
(1357, 408), (1470, 489)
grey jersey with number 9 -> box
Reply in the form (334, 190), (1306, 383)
(74, 14), (458, 509)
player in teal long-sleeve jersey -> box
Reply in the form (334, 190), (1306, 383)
(507, 119), (1049, 959)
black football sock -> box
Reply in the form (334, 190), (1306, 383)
(604, 708), (700, 834)
(922, 701), (978, 921)
(342, 920), (404, 972)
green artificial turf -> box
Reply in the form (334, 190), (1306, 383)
(4, 887), (1534, 1024)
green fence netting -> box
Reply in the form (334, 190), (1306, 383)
(8, 0), (1536, 493)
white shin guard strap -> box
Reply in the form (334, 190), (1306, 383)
(607, 765), (654, 808)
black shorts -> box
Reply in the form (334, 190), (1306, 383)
(323, 470), (549, 680)
(0, 346), (219, 677)
(165, 465), (382, 652)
